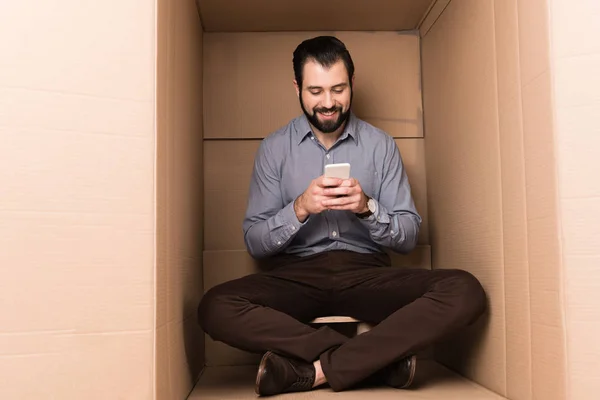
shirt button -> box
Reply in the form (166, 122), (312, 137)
(310, 136), (315, 140)
(291, 226), (296, 231)
(277, 241), (282, 245)
(390, 230), (395, 235)
(332, 231), (337, 237)
(326, 154), (330, 159)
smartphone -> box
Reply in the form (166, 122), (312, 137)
(324, 162), (351, 180)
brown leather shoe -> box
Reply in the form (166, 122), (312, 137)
(383, 355), (417, 389)
(255, 351), (315, 396)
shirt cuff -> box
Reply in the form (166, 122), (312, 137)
(274, 200), (306, 233)
(359, 198), (389, 225)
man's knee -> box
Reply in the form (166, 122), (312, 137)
(439, 269), (487, 325)
(197, 285), (238, 339)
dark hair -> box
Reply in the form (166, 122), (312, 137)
(292, 36), (355, 88)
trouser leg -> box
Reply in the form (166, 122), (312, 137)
(320, 265), (487, 391)
(198, 264), (348, 363)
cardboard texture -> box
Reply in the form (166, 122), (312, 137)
(550, 1), (600, 398)
(203, 32), (423, 139)
(419, 0), (451, 37)
(0, 0), (155, 398)
(156, 0), (205, 399)
(493, 1), (533, 398)
(422, 0), (507, 394)
(422, 0), (566, 399)
(518, 0), (566, 398)
(4, 0), (599, 398)
(197, 0), (434, 32)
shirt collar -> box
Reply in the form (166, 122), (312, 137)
(294, 112), (359, 146)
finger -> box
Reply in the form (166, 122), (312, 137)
(340, 178), (358, 187)
(322, 186), (352, 196)
(327, 198), (361, 210)
(327, 205), (355, 210)
(325, 185), (362, 197)
(322, 195), (355, 207)
(311, 186), (327, 196)
(320, 176), (343, 188)
(315, 176), (341, 188)
(327, 194), (360, 210)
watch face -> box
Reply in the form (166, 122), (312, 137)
(367, 198), (376, 213)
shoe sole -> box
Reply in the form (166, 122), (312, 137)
(399, 355), (418, 389)
(255, 351), (273, 395)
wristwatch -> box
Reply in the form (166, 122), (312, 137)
(356, 196), (376, 219)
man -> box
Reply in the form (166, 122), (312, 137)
(198, 36), (486, 396)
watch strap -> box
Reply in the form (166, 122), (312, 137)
(355, 196), (373, 219)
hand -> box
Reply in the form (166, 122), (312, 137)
(321, 178), (369, 213)
(294, 176), (344, 222)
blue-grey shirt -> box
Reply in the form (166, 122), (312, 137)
(243, 112), (421, 258)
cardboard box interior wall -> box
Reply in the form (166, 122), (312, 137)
(2, 0), (599, 399)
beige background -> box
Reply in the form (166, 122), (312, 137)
(156, 0), (205, 399)
(2, 0), (600, 399)
(203, 32), (424, 139)
(549, 0), (600, 399)
(422, 0), (566, 398)
(0, 0), (156, 398)
(196, 0), (434, 32)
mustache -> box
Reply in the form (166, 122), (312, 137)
(314, 106), (342, 114)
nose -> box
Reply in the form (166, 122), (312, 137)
(322, 92), (334, 109)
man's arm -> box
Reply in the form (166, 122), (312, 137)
(242, 140), (304, 259)
(359, 138), (421, 253)
(323, 137), (421, 254)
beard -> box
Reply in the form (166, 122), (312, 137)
(299, 92), (352, 134)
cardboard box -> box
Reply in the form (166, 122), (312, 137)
(2, 0), (599, 399)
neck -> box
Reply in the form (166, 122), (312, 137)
(311, 120), (348, 150)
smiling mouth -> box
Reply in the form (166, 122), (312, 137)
(319, 110), (338, 117)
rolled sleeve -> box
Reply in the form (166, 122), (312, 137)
(266, 200), (306, 247)
(358, 137), (421, 253)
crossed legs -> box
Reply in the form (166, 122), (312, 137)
(198, 251), (486, 392)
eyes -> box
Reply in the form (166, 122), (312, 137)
(308, 87), (346, 96)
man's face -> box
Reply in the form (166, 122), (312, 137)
(296, 59), (353, 134)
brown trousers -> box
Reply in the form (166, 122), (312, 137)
(198, 250), (486, 391)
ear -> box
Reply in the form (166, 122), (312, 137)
(351, 74), (355, 88)
(293, 79), (300, 97)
